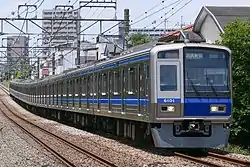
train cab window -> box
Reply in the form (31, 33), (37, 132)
(157, 50), (179, 59)
(160, 65), (177, 91)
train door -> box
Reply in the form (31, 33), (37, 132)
(156, 61), (182, 118)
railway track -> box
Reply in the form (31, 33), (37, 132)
(2, 86), (250, 167)
(0, 84), (9, 94)
(175, 151), (250, 167)
(0, 98), (118, 167)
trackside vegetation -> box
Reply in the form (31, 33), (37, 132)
(218, 19), (250, 152)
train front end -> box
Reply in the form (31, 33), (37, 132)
(150, 43), (232, 148)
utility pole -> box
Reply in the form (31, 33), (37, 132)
(181, 16), (183, 28)
(76, 9), (81, 68)
(79, 0), (118, 60)
(124, 9), (130, 50)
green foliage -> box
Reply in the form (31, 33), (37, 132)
(127, 33), (151, 47)
(218, 19), (250, 147)
(16, 71), (21, 79)
(220, 144), (250, 155)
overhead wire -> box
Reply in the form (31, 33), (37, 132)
(2, 0), (43, 73)
(108, 0), (182, 36)
(81, 5), (100, 29)
(131, 0), (166, 23)
(7, 9), (29, 72)
(47, 0), (95, 45)
(130, 0), (182, 26)
(27, 0), (45, 13)
(152, 0), (193, 29)
(46, 0), (76, 45)
(6, 0), (33, 17)
(143, 0), (185, 29)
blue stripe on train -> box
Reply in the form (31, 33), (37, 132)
(64, 55), (150, 78)
(184, 98), (232, 116)
(54, 98), (149, 105)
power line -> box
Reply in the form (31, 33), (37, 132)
(46, 0), (77, 45)
(130, 0), (182, 27)
(143, 0), (185, 29)
(7, 0), (33, 17)
(153, 0), (193, 29)
(17, 0), (42, 17)
(28, 0), (45, 13)
(131, 0), (166, 23)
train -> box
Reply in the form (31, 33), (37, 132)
(9, 33), (232, 148)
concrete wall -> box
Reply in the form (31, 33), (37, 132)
(200, 15), (221, 43)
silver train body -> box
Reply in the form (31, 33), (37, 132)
(10, 41), (232, 148)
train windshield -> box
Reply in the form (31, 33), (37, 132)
(184, 47), (230, 97)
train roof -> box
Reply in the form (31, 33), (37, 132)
(10, 39), (231, 86)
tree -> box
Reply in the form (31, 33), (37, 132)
(218, 19), (250, 147)
(127, 33), (151, 47)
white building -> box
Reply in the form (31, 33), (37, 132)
(40, 8), (81, 78)
(42, 8), (80, 46)
(193, 6), (250, 43)
(39, 41), (97, 78)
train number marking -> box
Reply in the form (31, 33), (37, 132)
(163, 98), (175, 103)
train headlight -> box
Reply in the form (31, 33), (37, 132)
(210, 106), (218, 112)
(210, 105), (226, 112)
(161, 105), (175, 112)
(167, 106), (175, 112)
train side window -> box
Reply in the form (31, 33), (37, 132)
(54, 83), (56, 96)
(63, 80), (67, 95)
(88, 75), (93, 95)
(93, 74), (97, 95)
(113, 69), (120, 95)
(50, 84), (53, 96)
(69, 80), (73, 95)
(47, 84), (49, 96)
(127, 67), (137, 94)
(72, 79), (75, 96)
(139, 63), (146, 97)
(75, 78), (79, 96)
(160, 65), (177, 91)
(101, 73), (108, 95)
(81, 77), (87, 96)
(146, 62), (149, 97)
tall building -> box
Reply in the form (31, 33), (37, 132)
(40, 8), (81, 78)
(6, 36), (29, 73)
(42, 8), (80, 46)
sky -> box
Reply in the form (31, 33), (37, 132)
(1, 0), (250, 42)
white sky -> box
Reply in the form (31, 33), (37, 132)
(1, 0), (250, 41)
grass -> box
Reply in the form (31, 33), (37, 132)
(220, 144), (250, 155)
(2, 80), (10, 89)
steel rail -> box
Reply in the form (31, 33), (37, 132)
(0, 97), (117, 167)
(208, 152), (250, 167)
(0, 101), (76, 167)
